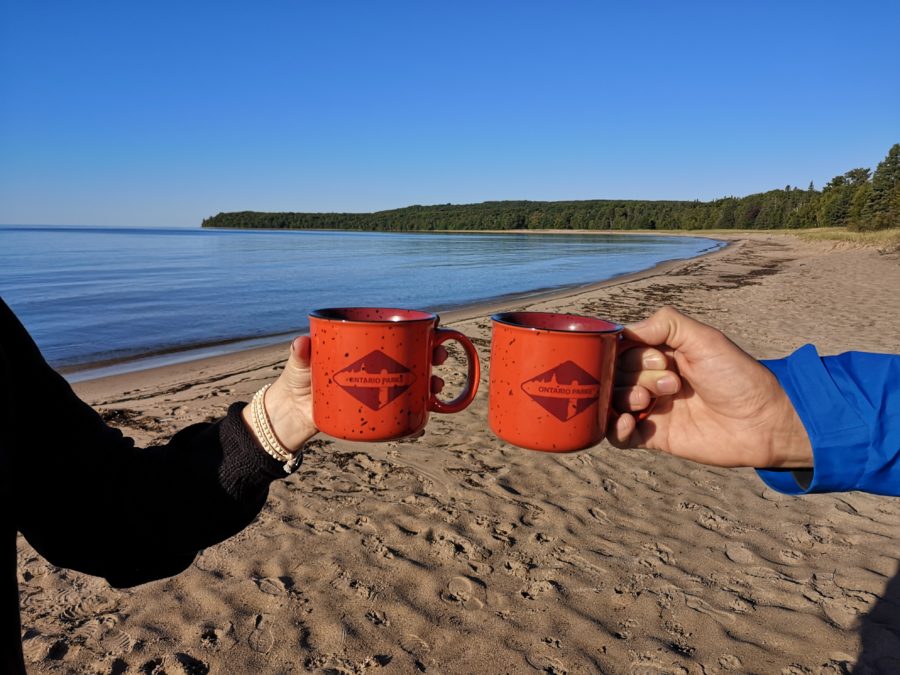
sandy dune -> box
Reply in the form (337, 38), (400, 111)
(17, 232), (900, 674)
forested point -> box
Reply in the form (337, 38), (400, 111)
(202, 143), (900, 232)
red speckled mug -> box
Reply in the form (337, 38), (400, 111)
(309, 308), (480, 441)
(489, 311), (649, 452)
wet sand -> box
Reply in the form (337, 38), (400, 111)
(18, 232), (900, 673)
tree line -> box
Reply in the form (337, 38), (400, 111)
(202, 143), (899, 232)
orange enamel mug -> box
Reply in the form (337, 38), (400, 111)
(489, 311), (644, 452)
(309, 308), (480, 441)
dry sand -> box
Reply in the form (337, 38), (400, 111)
(17, 232), (900, 674)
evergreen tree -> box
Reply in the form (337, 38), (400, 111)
(862, 143), (900, 230)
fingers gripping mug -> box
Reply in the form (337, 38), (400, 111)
(489, 311), (644, 453)
(310, 308), (480, 441)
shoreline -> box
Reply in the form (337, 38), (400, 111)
(64, 235), (729, 384)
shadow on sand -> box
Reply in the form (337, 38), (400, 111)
(855, 568), (900, 673)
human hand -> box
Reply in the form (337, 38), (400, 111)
(243, 340), (451, 453)
(243, 336), (317, 454)
(609, 307), (812, 469)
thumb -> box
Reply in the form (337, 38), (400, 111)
(286, 335), (312, 373)
(623, 306), (717, 353)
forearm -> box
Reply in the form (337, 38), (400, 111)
(15, 402), (287, 585)
(3, 297), (295, 585)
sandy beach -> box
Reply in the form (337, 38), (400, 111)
(17, 232), (900, 674)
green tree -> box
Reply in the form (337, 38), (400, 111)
(847, 182), (873, 231)
(862, 143), (900, 230)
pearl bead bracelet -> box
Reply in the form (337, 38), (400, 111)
(250, 383), (302, 474)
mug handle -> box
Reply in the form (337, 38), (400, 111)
(610, 337), (657, 423)
(429, 328), (481, 414)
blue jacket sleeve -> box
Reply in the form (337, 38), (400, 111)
(756, 345), (900, 495)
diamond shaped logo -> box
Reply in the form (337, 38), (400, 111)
(333, 350), (417, 411)
(521, 361), (602, 422)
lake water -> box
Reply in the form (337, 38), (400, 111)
(0, 226), (722, 379)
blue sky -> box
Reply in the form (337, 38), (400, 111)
(1, 1), (898, 227)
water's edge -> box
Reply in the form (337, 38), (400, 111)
(64, 236), (729, 383)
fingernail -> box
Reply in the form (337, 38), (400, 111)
(656, 375), (679, 394)
(643, 355), (665, 369)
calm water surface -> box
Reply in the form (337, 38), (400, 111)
(0, 226), (722, 377)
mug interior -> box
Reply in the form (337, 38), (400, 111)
(310, 307), (438, 323)
(492, 311), (621, 333)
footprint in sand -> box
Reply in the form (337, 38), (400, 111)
(520, 579), (558, 600)
(199, 622), (237, 651)
(822, 597), (865, 630)
(588, 506), (610, 523)
(60, 591), (122, 624)
(724, 543), (757, 564)
(520, 505), (545, 527)
(524, 650), (568, 674)
(362, 533), (395, 559)
(253, 576), (310, 608)
(779, 548), (805, 564)
(193, 550), (230, 576)
(729, 597), (754, 614)
(331, 567), (381, 600)
(806, 524), (835, 545)
(717, 654), (743, 670)
(399, 633), (430, 658)
(305, 519), (350, 535)
(638, 542), (675, 569)
(254, 575), (293, 596)
(468, 560), (494, 576)
(248, 614), (274, 654)
(440, 576), (484, 610)
(365, 610), (390, 626)
(395, 515), (425, 536)
(698, 511), (730, 532)
(140, 654), (210, 674)
(820, 653), (856, 673)
(615, 618), (638, 640)
(71, 615), (116, 641)
(399, 633), (434, 670)
(504, 559), (532, 579)
(427, 529), (489, 563)
(97, 627), (135, 656)
(552, 545), (606, 578)
(630, 652), (690, 675)
(492, 521), (518, 544)
(21, 633), (70, 664)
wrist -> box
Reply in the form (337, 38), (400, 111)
(765, 380), (813, 469)
(262, 380), (317, 452)
(241, 386), (316, 457)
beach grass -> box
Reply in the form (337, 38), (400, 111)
(791, 227), (900, 253)
(647, 225), (900, 254)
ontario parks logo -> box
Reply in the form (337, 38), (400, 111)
(521, 361), (602, 422)
(334, 350), (417, 411)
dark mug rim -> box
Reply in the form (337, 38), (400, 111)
(491, 311), (622, 334)
(310, 307), (439, 324)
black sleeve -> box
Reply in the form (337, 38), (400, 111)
(1, 298), (290, 587)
